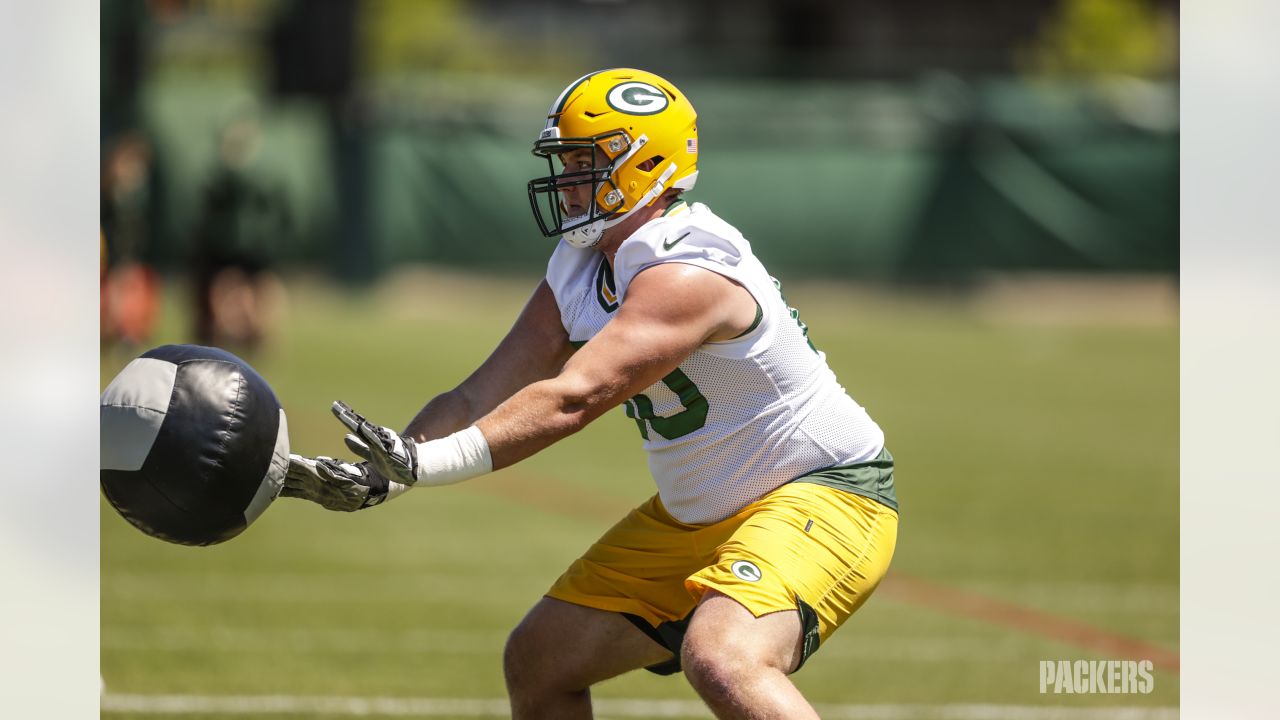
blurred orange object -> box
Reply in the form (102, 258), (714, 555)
(103, 262), (160, 344)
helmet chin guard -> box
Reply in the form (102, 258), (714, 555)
(562, 215), (605, 249)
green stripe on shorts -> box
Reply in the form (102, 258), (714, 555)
(792, 447), (898, 513)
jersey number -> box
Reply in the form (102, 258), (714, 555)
(624, 368), (708, 440)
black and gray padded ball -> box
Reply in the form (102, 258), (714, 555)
(100, 344), (289, 546)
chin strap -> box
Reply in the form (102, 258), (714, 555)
(563, 160), (679, 249)
(620, 161), (678, 217)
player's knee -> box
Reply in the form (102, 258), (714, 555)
(681, 627), (757, 698)
(503, 612), (579, 696)
(502, 619), (543, 692)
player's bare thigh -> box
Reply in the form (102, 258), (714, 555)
(685, 589), (805, 673)
(504, 596), (674, 691)
(683, 590), (820, 719)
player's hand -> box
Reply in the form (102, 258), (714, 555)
(331, 400), (421, 487)
(280, 454), (393, 511)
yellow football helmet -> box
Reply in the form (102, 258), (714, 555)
(528, 68), (699, 248)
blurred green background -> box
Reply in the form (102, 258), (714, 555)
(103, 0), (1178, 281)
(101, 0), (1179, 717)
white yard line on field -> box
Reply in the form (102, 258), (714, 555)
(101, 693), (1178, 719)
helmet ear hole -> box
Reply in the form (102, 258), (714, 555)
(636, 155), (665, 172)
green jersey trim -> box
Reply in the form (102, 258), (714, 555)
(728, 301), (764, 340)
(792, 447), (898, 513)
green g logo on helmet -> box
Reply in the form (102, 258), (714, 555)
(606, 82), (669, 115)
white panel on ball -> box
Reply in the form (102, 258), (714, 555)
(244, 409), (290, 525)
(99, 358), (178, 472)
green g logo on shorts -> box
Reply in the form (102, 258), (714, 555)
(731, 560), (763, 582)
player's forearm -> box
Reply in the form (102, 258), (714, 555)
(403, 389), (478, 443)
(388, 374), (609, 489)
(475, 375), (617, 471)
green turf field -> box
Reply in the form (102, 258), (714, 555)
(101, 270), (1178, 718)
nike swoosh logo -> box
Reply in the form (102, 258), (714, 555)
(663, 232), (691, 251)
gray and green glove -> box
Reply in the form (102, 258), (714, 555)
(280, 454), (397, 511)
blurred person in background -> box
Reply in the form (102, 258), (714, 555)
(191, 111), (290, 350)
(282, 69), (899, 720)
(101, 131), (161, 347)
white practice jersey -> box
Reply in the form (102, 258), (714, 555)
(545, 202), (884, 524)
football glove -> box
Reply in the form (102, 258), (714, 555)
(280, 454), (394, 512)
(331, 400), (421, 487)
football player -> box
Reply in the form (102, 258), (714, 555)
(284, 68), (899, 720)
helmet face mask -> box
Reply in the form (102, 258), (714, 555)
(527, 130), (631, 243)
(527, 69), (699, 249)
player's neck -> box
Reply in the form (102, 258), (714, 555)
(599, 199), (677, 266)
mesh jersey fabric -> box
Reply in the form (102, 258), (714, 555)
(545, 202), (884, 524)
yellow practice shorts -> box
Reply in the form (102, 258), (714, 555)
(546, 480), (898, 668)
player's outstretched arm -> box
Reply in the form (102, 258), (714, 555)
(476, 262), (757, 470)
(322, 264), (754, 492)
(403, 279), (573, 442)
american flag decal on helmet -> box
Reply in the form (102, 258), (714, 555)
(686, 138), (697, 153)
